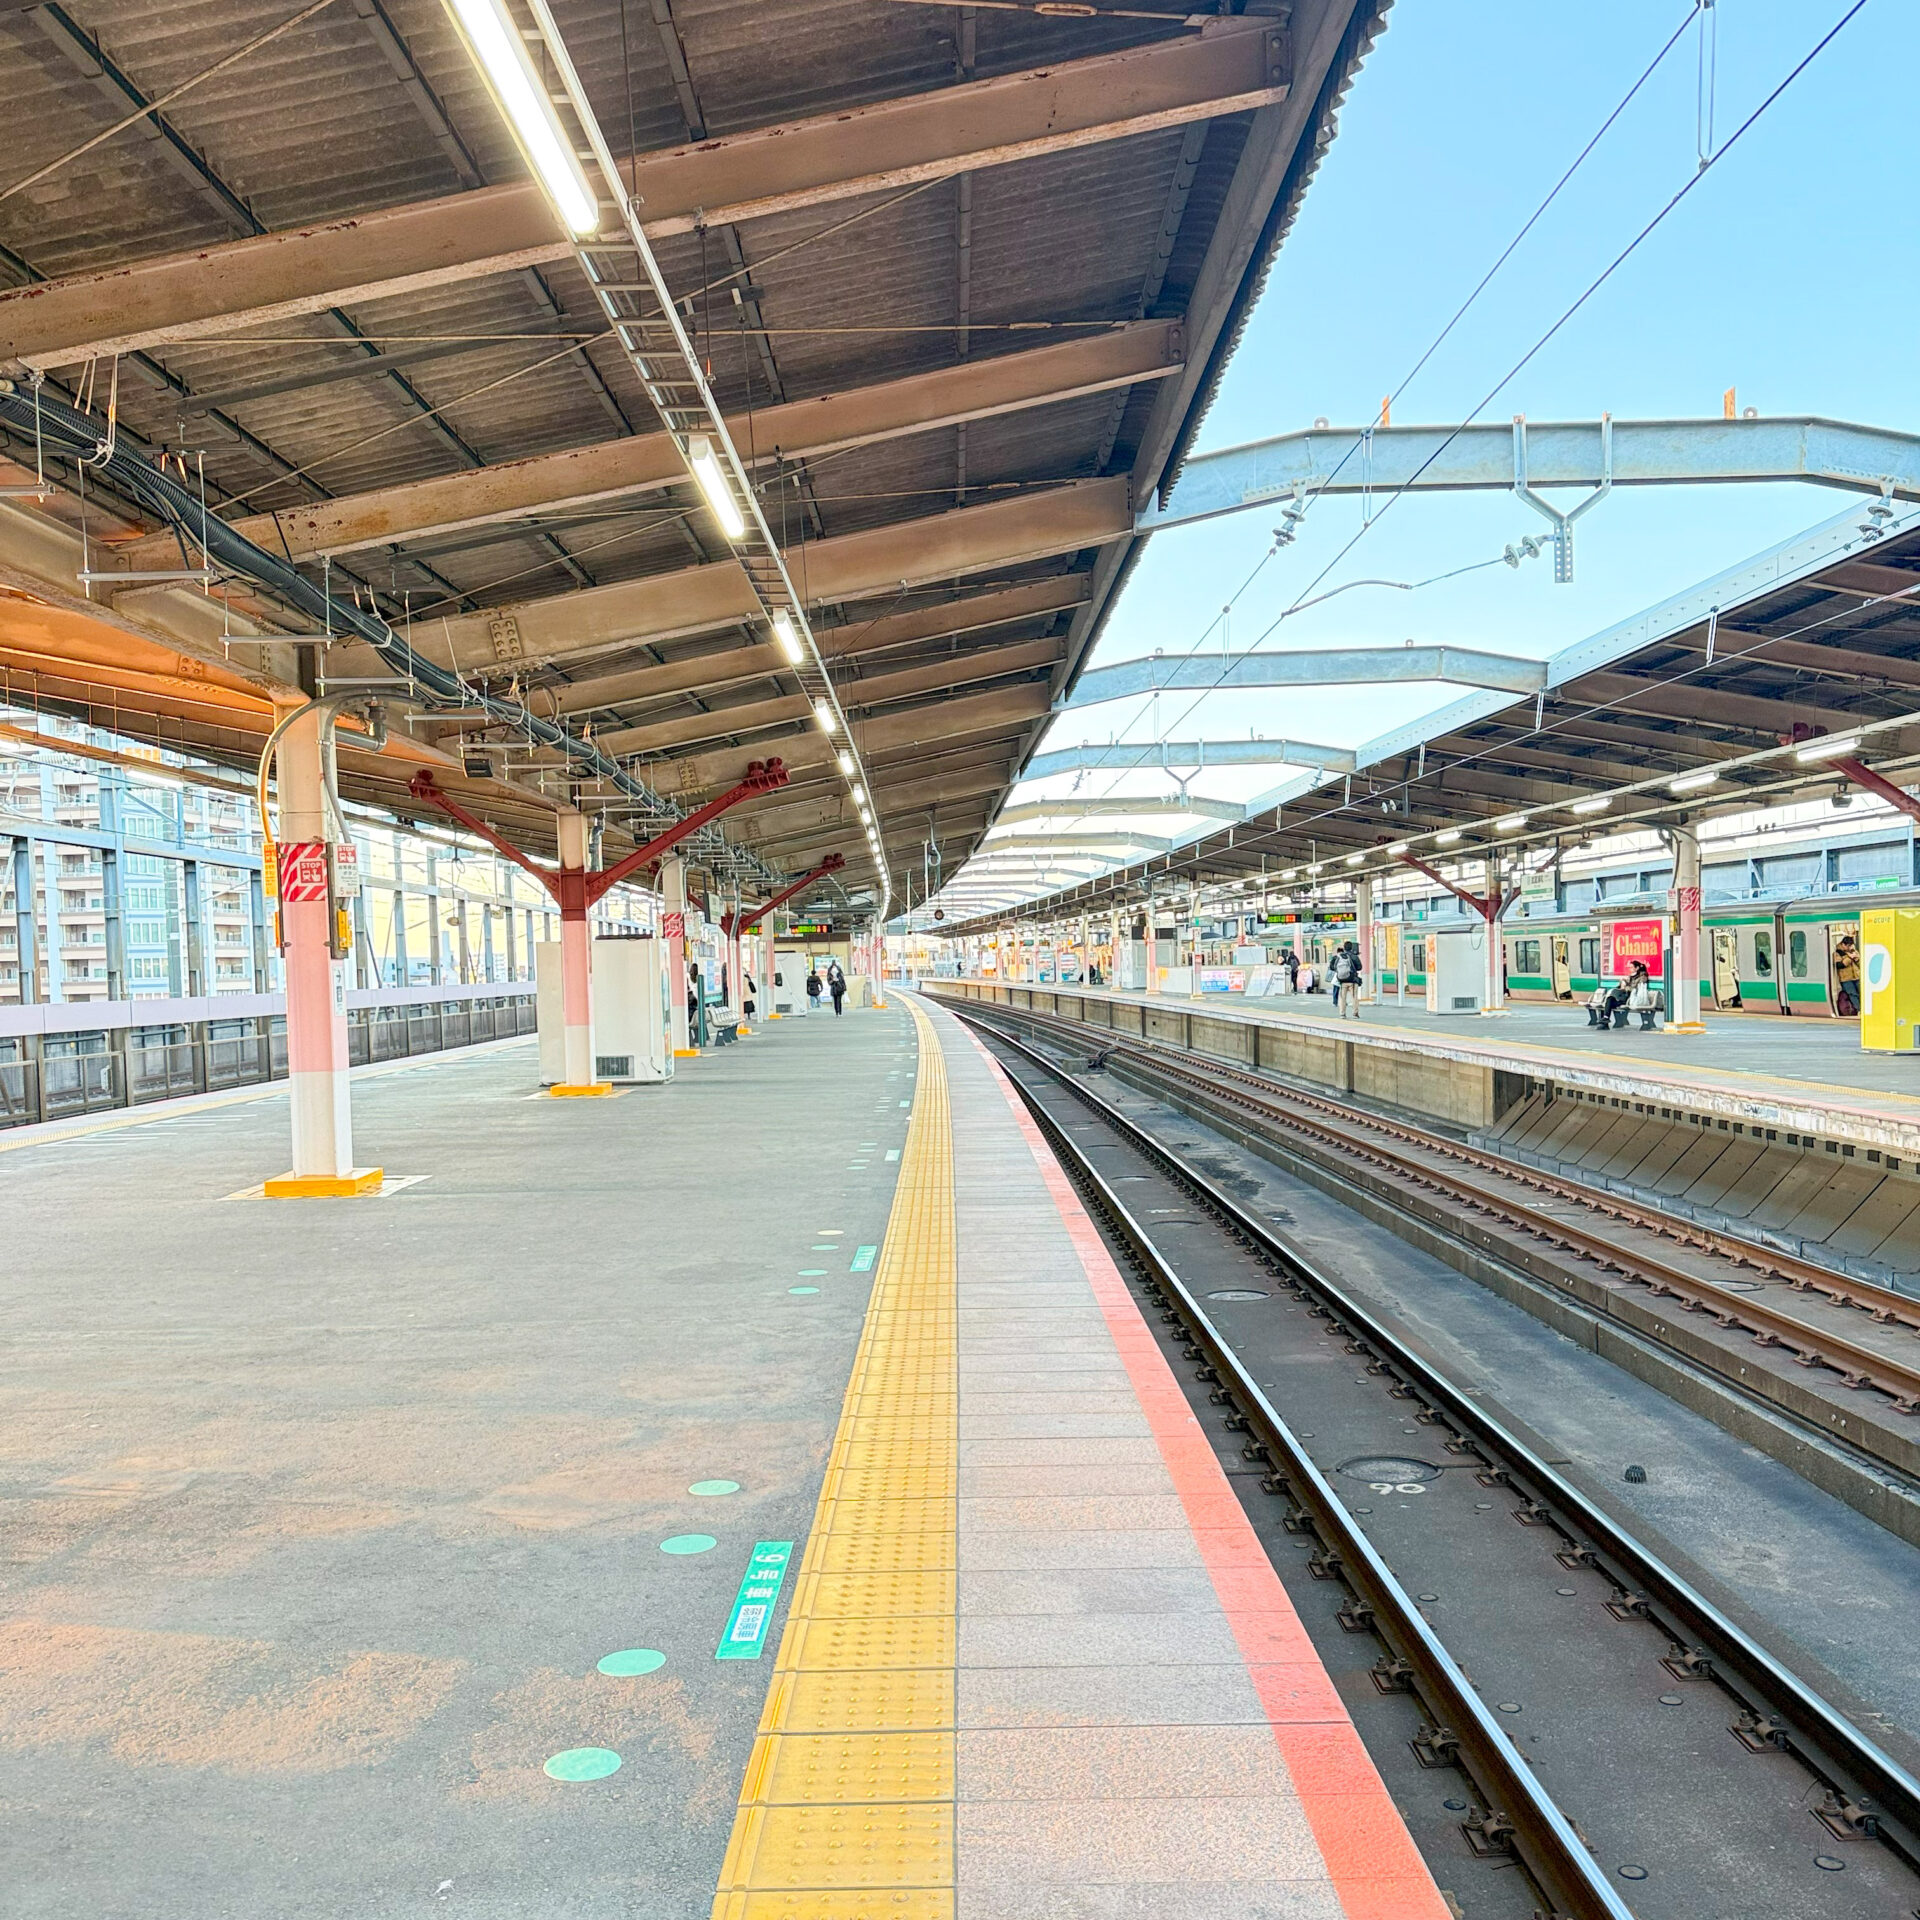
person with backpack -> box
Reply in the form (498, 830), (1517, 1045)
(827, 960), (848, 1016)
(805, 965), (823, 1012)
(1332, 941), (1362, 1018)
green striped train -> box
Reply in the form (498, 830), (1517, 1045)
(1377, 893), (1905, 1017)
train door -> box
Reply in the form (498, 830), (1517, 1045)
(1550, 934), (1572, 999)
(1710, 928), (1742, 1008)
(1749, 920), (1784, 1012)
(1831, 922), (1862, 1017)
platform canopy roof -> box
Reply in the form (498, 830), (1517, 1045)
(937, 502), (1920, 930)
(0, 0), (1388, 915)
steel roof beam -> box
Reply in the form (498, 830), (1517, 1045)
(0, 23), (1288, 368)
(597, 636), (1063, 756)
(1568, 671), (1872, 738)
(1138, 415), (1920, 535)
(543, 575), (1088, 718)
(337, 480), (1129, 677)
(994, 794), (1242, 825)
(135, 324), (1183, 568)
(1021, 735), (1355, 780)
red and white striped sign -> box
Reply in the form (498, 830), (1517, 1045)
(662, 911), (685, 939)
(278, 841), (329, 904)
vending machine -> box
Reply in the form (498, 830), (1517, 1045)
(1861, 907), (1920, 1053)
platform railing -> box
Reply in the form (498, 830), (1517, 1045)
(0, 988), (536, 1131)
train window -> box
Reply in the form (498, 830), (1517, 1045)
(1578, 937), (1599, 974)
(1513, 938), (1541, 975)
(1788, 930), (1809, 979)
(1753, 930), (1773, 976)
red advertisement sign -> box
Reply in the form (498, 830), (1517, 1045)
(1605, 916), (1666, 980)
(277, 840), (329, 904)
(662, 911), (685, 940)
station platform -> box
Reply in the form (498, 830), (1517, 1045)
(938, 977), (1920, 1161)
(0, 989), (1442, 1917)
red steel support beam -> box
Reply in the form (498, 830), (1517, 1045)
(1833, 757), (1920, 827)
(407, 758), (789, 910)
(1397, 851), (1518, 923)
(727, 853), (847, 934)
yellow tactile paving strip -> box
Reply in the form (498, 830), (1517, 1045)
(712, 998), (957, 1920)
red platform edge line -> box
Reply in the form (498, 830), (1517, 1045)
(963, 1022), (1452, 1920)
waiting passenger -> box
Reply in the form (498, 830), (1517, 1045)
(828, 960), (848, 1016)
(806, 967), (823, 1011)
(1835, 934), (1861, 1016)
(1627, 965), (1658, 1030)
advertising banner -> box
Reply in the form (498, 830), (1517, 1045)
(1604, 916), (1666, 980)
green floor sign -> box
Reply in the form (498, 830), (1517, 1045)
(715, 1541), (793, 1661)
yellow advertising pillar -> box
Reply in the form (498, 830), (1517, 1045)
(1861, 908), (1920, 1052)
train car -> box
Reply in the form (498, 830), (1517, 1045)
(1494, 892), (1895, 1018)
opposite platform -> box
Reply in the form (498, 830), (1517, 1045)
(712, 992), (1446, 1918)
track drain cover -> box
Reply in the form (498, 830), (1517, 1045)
(1338, 1456), (1440, 1485)
(1207, 1288), (1270, 1302)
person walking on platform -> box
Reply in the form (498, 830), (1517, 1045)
(805, 965), (823, 1011)
(827, 960), (848, 1016)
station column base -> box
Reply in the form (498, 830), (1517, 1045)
(548, 1082), (615, 1098)
(264, 1167), (385, 1198)
(1660, 1021), (1708, 1035)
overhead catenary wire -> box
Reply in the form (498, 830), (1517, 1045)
(960, 0), (1872, 917)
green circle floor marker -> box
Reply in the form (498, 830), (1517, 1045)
(545, 1747), (622, 1781)
(789, 1285), (819, 1295)
(798, 1269), (827, 1276)
(660, 1533), (717, 1555)
(689, 1479), (739, 1496)
(810, 1243), (836, 1250)
(597, 1648), (666, 1677)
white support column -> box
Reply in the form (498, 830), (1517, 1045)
(265, 703), (380, 1196)
(1356, 879), (1375, 1002)
(552, 808), (607, 1093)
(1667, 824), (1705, 1032)
(1481, 857), (1507, 1015)
(1145, 883), (1159, 996)
(663, 856), (693, 1054)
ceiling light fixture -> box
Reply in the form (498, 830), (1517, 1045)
(813, 699), (838, 736)
(687, 433), (746, 540)
(837, 750), (855, 777)
(771, 612), (803, 664)
(1344, 853), (1364, 866)
(445, 0), (599, 236)
(1669, 770), (1719, 794)
(1569, 795), (1610, 815)
(851, 784), (866, 806)
(1385, 841), (1409, 856)
(1796, 734), (1859, 763)
(1495, 814), (1528, 832)
(1435, 829), (1461, 845)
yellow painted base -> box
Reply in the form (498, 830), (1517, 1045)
(548, 1082), (615, 1098)
(1660, 1022), (1708, 1034)
(674, 1047), (702, 1058)
(736, 1025), (754, 1037)
(263, 1166), (384, 1198)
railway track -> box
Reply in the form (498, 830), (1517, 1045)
(955, 1004), (1920, 1920)
(935, 992), (1920, 1480)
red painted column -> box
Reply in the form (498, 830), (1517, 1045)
(663, 855), (693, 1054)
(553, 808), (600, 1090)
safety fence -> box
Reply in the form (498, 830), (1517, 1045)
(0, 989), (535, 1131)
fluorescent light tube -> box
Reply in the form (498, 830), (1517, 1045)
(446, 0), (599, 236)
(1344, 853), (1364, 866)
(687, 434), (745, 540)
(771, 613), (802, 664)
(1569, 795), (1610, 815)
(814, 700), (838, 735)
(1435, 829), (1461, 845)
(1496, 814), (1528, 832)
(1796, 734), (1859, 762)
(1385, 841), (1409, 856)
(1669, 770), (1719, 794)
(837, 750), (855, 776)
(851, 784), (866, 805)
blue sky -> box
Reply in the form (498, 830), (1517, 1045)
(964, 0), (1907, 895)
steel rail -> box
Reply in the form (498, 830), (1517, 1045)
(942, 994), (1920, 1414)
(955, 1002), (1920, 1881)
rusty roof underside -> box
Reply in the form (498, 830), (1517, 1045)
(0, 0), (1389, 915)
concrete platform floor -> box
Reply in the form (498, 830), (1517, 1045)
(0, 1005), (915, 1919)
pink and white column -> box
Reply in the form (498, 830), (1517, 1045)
(552, 808), (602, 1091)
(1667, 824), (1705, 1032)
(265, 702), (380, 1197)
(663, 855), (693, 1054)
